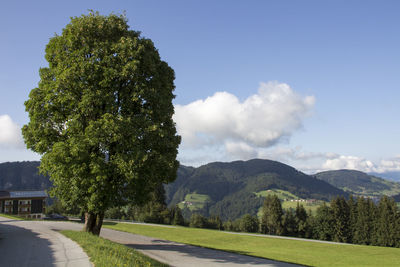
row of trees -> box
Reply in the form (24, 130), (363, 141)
(187, 195), (400, 248)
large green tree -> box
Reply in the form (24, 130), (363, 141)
(22, 12), (180, 235)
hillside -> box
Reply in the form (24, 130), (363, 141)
(165, 159), (348, 220)
(0, 161), (51, 190)
(0, 159), (348, 221)
(314, 169), (400, 197)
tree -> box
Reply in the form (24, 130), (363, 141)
(313, 203), (334, 241)
(171, 206), (185, 226)
(282, 208), (296, 237)
(189, 213), (207, 228)
(260, 195), (283, 235)
(331, 196), (351, 243)
(22, 12), (180, 235)
(295, 203), (308, 238)
(239, 214), (259, 233)
(374, 196), (399, 247)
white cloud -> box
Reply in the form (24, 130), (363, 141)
(322, 155), (376, 172)
(0, 115), (24, 148)
(174, 81), (315, 160)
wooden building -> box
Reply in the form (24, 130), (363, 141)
(0, 190), (47, 218)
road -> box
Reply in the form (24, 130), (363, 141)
(0, 216), (301, 267)
(0, 216), (91, 267)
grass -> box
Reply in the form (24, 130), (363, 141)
(60, 230), (168, 267)
(255, 189), (298, 200)
(177, 193), (211, 211)
(104, 222), (400, 266)
(0, 214), (27, 220)
(255, 189), (326, 216)
(282, 200), (326, 213)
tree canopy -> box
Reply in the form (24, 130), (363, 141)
(22, 12), (180, 234)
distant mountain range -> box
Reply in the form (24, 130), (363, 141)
(1, 160), (400, 220)
(314, 169), (400, 197)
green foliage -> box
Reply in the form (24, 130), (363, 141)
(239, 214), (259, 233)
(330, 196), (351, 243)
(316, 169), (400, 197)
(46, 198), (80, 215)
(171, 206), (185, 226)
(312, 203), (334, 241)
(189, 213), (207, 228)
(255, 189), (298, 199)
(166, 159), (347, 221)
(374, 196), (400, 247)
(260, 195), (283, 235)
(22, 11), (180, 232)
(353, 197), (375, 245)
(295, 204), (308, 238)
(177, 193), (211, 211)
(61, 230), (167, 267)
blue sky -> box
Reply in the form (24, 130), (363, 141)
(1, 0), (399, 175)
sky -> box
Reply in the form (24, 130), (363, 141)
(0, 0), (399, 176)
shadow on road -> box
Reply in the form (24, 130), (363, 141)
(0, 222), (56, 267)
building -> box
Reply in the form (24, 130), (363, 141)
(0, 190), (47, 219)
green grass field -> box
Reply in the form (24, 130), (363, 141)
(255, 189), (326, 216)
(177, 193), (211, 211)
(103, 222), (400, 266)
(61, 230), (168, 267)
(255, 189), (298, 200)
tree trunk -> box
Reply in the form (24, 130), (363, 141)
(84, 212), (104, 235)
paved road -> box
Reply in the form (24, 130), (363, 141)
(0, 216), (300, 267)
(0, 216), (92, 267)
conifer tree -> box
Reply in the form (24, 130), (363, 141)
(375, 196), (399, 247)
(313, 202), (334, 241)
(295, 203), (308, 238)
(260, 195), (283, 235)
(354, 197), (374, 245)
(282, 208), (296, 237)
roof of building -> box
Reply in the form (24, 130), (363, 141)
(0, 190), (47, 199)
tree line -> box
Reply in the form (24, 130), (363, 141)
(225, 194), (400, 248)
(47, 186), (400, 248)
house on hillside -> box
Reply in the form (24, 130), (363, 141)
(0, 190), (47, 218)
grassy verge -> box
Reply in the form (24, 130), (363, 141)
(104, 222), (400, 266)
(60, 230), (168, 267)
(0, 214), (27, 220)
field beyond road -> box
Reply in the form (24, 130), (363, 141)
(104, 222), (400, 266)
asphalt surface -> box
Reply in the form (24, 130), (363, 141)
(0, 216), (301, 267)
(0, 216), (92, 267)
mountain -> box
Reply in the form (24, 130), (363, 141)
(369, 171), (400, 182)
(0, 161), (51, 190)
(0, 159), (348, 221)
(165, 159), (348, 220)
(315, 169), (400, 197)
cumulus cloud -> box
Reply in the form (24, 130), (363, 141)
(0, 115), (24, 148)
(174, 81), (315, 159)
(322, 155), (376, 172)
(318, 155), (400, 174)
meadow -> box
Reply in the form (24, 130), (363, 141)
(104, 222), (400, 266)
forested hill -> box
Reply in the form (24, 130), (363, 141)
(165, 159), (348, 220)
(0, 161), (51, 190)
(0, 159), (350, 221)
(315, 169), (400, 197)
